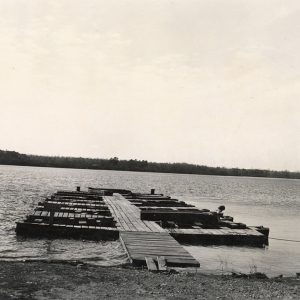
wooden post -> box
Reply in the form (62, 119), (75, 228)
(145, 257), (158, 271)
(157, 256), (167, 271)
(49, 211), (54, 226)
(151, 189), (155, 195)
(44, 203), (61, 226)
(77, 186), (81, 192)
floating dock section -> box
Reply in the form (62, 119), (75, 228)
(16, 190), (119, 241)
(123, 191), (268, 247)
(103, 194), (199, 268)
(16, 187), (269, 270)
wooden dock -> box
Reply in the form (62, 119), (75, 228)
(167, 227), (265, 246)
(120, 231), (200, 269)
(16, 187), (269, 270)
(125, 192), (268, 246)
(15, 190), (119, 240)
(103, 194), (165, 233)
(103, 194), (200, 268)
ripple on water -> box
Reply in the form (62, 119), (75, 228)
(0, 165), (299, 274)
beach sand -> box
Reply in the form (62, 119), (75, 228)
(0, 261), (298, 299)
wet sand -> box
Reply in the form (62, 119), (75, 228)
(0, 261), (299, 299)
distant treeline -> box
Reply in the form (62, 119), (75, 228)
(0, 149), (299, 179)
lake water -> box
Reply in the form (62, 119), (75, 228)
(0, 165), (299, 276)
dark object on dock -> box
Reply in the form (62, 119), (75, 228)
(216, 205), (225, 217)
(218, 205), (225, 212)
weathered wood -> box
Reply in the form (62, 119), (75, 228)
(141, 210), (219, 225)
(120, 231), (200, 268)
(36, 206), (110, 214)
(16, 187), (267, 270)
(145, 257), (158, 271)
(131, 200), (194, 207)
(139, 207), (198, 211)
(88, 187), (131, 196)
(15, 222), (119, 240)
(157, 256), (167, 271)
(167, 228), (266, 246)
(131, 256), (199, 267)
(103, 196), (161, 232)
(219, 220), (247, 229)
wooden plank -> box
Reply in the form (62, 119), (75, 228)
(143, 221), (165, 233)
(127, 246), (180, 252)
(124, 242), (182, 248)
(33, 218), (43, 223)
(121, 233), (172, 238)
(123, 242), (179, 248)
(128, 231), (170, 235)
(121, 233), (171, 238)
(121, 231), (170, 237)
(103, 196), (165, 233)
(157, 256), (167, 271)
(121, 237), (177, 242)
(124, 243), (180, 248)
(121, 237), (177, 243)
(130, 254), (198, 261)
(102, 196), (200, 267)
(131, 256), (200, 267)
(125, 249), (189, 255)
(124, 237), (171, 241)
(145, 257), (158, 271)
(121, 239), (178, 244)
(165, 258), (200, 267)
(119, 230), (199, 268)
(130, 252), (192, 259)
(125, 246), (187, 253)
(124, 243), (189, 251)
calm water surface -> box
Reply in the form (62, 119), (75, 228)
(0, 165), (299, 276)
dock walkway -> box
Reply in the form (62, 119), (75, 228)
(103, 195), (164, 233)
(103, 194), (200, 269)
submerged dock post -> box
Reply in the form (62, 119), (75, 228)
(44, 203), (61, 226)
(49, 211), (54, 226)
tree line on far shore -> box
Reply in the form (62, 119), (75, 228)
(0, 149), (299, 179)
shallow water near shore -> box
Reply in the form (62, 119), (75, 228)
(0, 165), (299, 276)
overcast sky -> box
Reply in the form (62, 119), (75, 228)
(0, 0), (299, 171)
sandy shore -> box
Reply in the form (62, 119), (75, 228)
(0, 261), (299, 299)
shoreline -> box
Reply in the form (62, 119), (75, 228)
(0, 261), (298, 299)
(1, 149), (300, 179)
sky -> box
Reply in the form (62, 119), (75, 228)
(0, 0), (299, 171)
